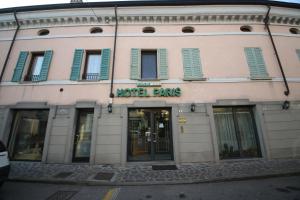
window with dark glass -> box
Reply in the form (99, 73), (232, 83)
(142, 27), (155, 33)
(25, 52), (45, 81)
(182, 26), (195, 33)
(8, 110), (49, 161)
(213, 107), (261, 159)
(73, 109), (94, 162)
(37, 29), (50, 36)
(90, 27), (103, 34)
(83, 51), (101, 80)
(141, 50), (157, 80)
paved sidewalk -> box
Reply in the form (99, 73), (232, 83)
(8, 159), (300, 186)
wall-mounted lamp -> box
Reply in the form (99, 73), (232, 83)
(282, 100), (290, 110)
(108, 103), (113, 113)
(191, 103), (196, 112)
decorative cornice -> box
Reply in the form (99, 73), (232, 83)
(0, 5), (299, 29)
(1, 32), (300, 43)
(1, 77), (300, 86)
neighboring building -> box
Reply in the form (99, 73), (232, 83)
(0, 0), (299, 166)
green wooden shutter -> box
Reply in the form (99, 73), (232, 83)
(158, 48), (168, 80)
(182, 48), (203, 80)
(99, 48), (111, 80)
(70, 49), (84, 81)
(130, 48), (141, 80)
(39, 50), (53, 81)
(11, 51), (28, 82)
(244, 47), (269, 79)
(296, 49), (300, 61)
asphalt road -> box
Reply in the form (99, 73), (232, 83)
(0, 175), (299, 200)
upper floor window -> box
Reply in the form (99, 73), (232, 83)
(289, 28), (299, 34)
(143, 27), (155, 33)
(11, 50), (53, 82)
(90, 27), (103, 34)
(25, 52), (44, 81)
(240, 25), (252, 32)
(182, 26), (195, 33)
(141, 51), (157, 80)
(83, 51), (102, 80)
(38, 29), (50, 36)
(182, 48), (204, 80)
(70, 49), (111, 81)
(130, 48), (168, 80)
(244, 47), (270, 80)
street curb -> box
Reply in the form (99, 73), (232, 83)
(7, 171), (300, 186)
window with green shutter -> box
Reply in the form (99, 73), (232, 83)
(11, 51), (29, 82)
(296, 49), (300, 61)
(70, 49), (84, 81)
(244, 47), (269, 79)
(22, 50), (53, 82)
(182, 48), (204, 80)
(130, 48), (168, 80)
(71, 49), (110, 81)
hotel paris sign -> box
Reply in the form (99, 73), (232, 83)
(116, 82), (181, 97)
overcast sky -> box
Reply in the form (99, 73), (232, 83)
(0, 0), (299, 9)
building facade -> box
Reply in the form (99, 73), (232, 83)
(0, 0), (299, 166)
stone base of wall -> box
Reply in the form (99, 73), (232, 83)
(0, 101), (300, 165)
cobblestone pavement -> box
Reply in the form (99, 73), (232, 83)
(8, 159), (300, 185)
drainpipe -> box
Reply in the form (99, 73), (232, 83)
(264, 6), (290, 96)
(0, 11), (20, 82)
(109, 6), (118, 98)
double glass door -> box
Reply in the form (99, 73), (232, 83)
(128, 108), (173, 161)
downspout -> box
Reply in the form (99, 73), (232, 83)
(264, 6), (290, 96)
(109, 6), (118, 98)
(0, 11), (20, 82)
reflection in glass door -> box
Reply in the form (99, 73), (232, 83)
(127, 108), (173, 161)
(72, 109), (94, 162)
(9, 110), (49, 161)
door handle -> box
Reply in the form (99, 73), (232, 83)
(152, 133), (157, 143)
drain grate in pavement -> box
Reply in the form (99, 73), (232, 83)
(46, 191), (77, 200)
(286, 186), (300, 191)
(152, 165), (178, 170)
(275, 188), (291, 193)
(53, 172), (73, 179)
(94, 172), (114, 181)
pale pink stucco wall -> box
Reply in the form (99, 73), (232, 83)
(0, 23), (299, 105)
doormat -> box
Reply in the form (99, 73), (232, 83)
(53, 172), (73, 179)
(46, 191), (77, 200)
(152, 165), (178, 170)
(94, 172), (114, 181)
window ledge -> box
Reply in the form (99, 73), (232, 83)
(21, 80), (43, 83)
(140, 79), (161, 82)
(250, 77), (272, 80)
(183, 77), (207, 81)
(219, 157), (264, 163)
(78, 79), (100, 82)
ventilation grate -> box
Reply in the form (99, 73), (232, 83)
(53, 172), (73, 179)
(152, 165), (178, 170)
(46, 191), (77, 200)
(94, 172), (114, 181)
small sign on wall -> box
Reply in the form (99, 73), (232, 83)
(178, 116), (187, 125)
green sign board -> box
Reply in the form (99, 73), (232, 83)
(116, 87), (181, 97)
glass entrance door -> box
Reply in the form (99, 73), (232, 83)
(127, 108), (173, 161)
(72, 109), (94, 162)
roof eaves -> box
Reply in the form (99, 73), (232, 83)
(0, 0), (299, 14)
